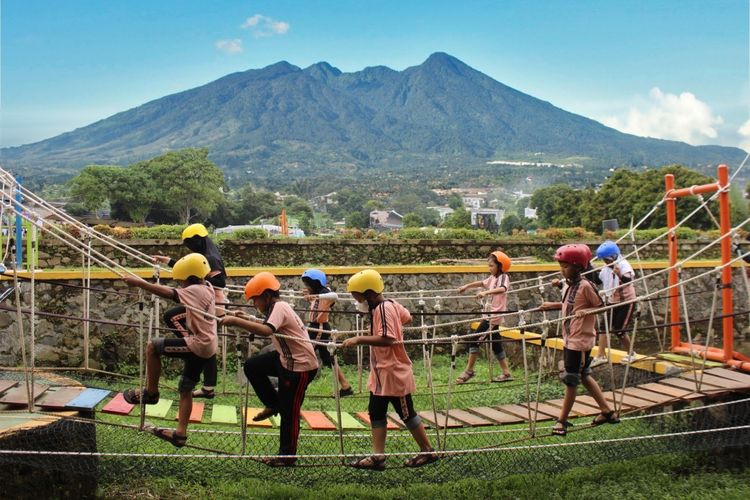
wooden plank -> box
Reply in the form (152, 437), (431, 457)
(210, 405), (237, 424)
(496, 404), (543, 421)
(623, 387), (676, 404)
(388, 412), (408, 428)
(301, 411), (336, 430)
(37, 387), (86, 410)
(444, 409), (493, 427)
(145, 399), (173, 419)
(244, 407), (273, 427)
(545, 398), (601, 417)
(0, 380), (18, 395)
(356, 411), (399, 430)
(681, 372), (750, 390)
(102, 393), (135, 415)
(577, 395), (634, 411)
(175, 402), (204, 423)
(468, 406), (524, 424)
(418, 411), (463, 429)
(0, 384), (49, 405)
(325, 411), (366, 430)
(638, 382), (703, 400)
(661, 376), (720, 392)
(65, 388), (110, 410)
(521, 402), (564, 419)
(603, 391), (654, 409)
(706, 367), (750, 385)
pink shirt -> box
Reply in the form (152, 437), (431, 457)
(266, 301), (319, 372)
(308, 298), (334, 324)
(175, 283), (218, 359)
(482, 273), (510, 326)
(368, 300), (417, 397)
(561, 279), (603, 352)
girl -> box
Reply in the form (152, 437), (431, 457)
(592, 240), (638, 366)
(152, 223), (227, 399)
(455, 251), (513, 384)
(541, 244), (620, 436)
(341, 269), (438, 470)
(301, 268), (353, 397)
(220, 272), (318, 467)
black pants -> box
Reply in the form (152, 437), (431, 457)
(606, 303), (635, 338)
(151, 337), (210, 393)
(164, 306), (217, 386)
(244, 351), (317, 455)
(368, 392), (421, 430)
(467, 320), (506, 360)
(308, 322), (333, 368)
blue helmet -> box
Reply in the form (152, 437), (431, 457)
(301, 268), (327, 286)
(596, 240), (620, 260)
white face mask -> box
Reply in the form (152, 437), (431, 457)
(355, 300), (370, 313)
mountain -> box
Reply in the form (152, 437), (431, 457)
(2, 52), (746, 187)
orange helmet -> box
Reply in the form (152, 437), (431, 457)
(490, 251), (512, 272)
(244, 272), (281, 300)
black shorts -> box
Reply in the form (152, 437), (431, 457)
(602, 303), (635, 338)
(563, 347), (593, 377)
(152, 337), (212, 393)
(467, 320), (506, 360)
(368, 393), (421, 430)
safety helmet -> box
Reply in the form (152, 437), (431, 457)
(244, 271), (281, 300)
(596, 240), (620, 260)
(182, 223), (209, 240)
(172, 253), (210, 281)
(490, 251), (512, 272)
(347, 269), (384, 294)
(554, 244), (592, 268)
(301, 268), (327, 286)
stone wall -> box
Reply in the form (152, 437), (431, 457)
(1, 267), (747, 370)
(32, 238), (733, 268)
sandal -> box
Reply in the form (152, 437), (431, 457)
(261, 456), (297, 467)
(253, 407), (278, 422)
(192, 387), (215, 399)
(455, 370), (475, 385)
(350, 455), (386, 471)
(492, 373), (513, 383)
(404, 449), (440, 468)
(123, 388), (159, 405)
(592, 410), (620, 426)
(147, 426), (187, 448)
(552, 419), (573, 436)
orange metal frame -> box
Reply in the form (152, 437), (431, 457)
(665, 164), (750, 371)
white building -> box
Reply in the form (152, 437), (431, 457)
(427, 206), (455, 220)
(462, 196), (484, 209)
(524, 207), (538, 219)
(369, 210), (404, 231)
(470, 208), (504, 230)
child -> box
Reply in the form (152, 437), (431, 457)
(220, 271), (318, 467)
(540, 244), (620, 436)
(301, 268), (353, 397)
(121, 253), (217, 447)
(455, 251), (513, 384)
(591, 241), (637, 366)
(152, 223), (227, 398)
(341, 269), (438, 470)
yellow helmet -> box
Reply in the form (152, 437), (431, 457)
(172, 253), (210, 281)
(347, 269), (384, 294)
(182, 223), (208, 240)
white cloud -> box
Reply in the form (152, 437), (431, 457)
(241, 14), (290, 37)
(737, 119), (750, 151)
(215, 39), (243, 54)
(601, 87), (723, 145)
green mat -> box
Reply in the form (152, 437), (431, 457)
(657, 353), (724, 367)
(211, 405), (237, 424)
(144, 399), (173, 419)
(325, 410), (366, 429)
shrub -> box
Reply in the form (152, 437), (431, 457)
(130, 225), (185, 240)
(218, 228), (267, 240)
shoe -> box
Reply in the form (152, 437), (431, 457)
(338, 387), (354, 397)
(590, 357), (608, 368)
(455, 370), (475, 385)
(620, 353), (638, 364)
(192, 387), (215, 399)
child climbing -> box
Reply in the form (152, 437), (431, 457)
(455, 251), (513, 384)
(301, 268), (353, 397)
(121, 253), (217, 447)
(342, 269), (439, 470)
(540, 244), (620, 436)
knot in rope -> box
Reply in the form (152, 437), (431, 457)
(450, 334), (459, 356)
(518, 309), (527, 328)
(433, 296), (442, 311)
(327, 330), (338, 356)
(152, 264), (161, 280)
(541, 319), (550, 339)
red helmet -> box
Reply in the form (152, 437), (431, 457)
(554, 244), (592, 268)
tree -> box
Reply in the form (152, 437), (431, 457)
(442, 208), (471, 228)
(448, 194), (464, 210)
(108, 166), (158, 223)
(234, 184), (280, 223)
(529, 184), (586, 228)
(500, 214), (523, 234)
(402, 213), (424, 228)
(345, 211), (368, 229)
(68, 165), (119, 214)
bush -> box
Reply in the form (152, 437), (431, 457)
(611, 226), (702, 241)
(130, 225), (185, 240)
(216, 228), (267, 240)
(396, 228), (495, 240)
(535, 227), (596, 240)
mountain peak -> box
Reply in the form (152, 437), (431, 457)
(303, 61), (342, 81)
(259, 61), (301, 77)
(416, 52), (470, 76)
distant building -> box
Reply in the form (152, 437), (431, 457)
(462, 196), (484, 209)
(369, 210), (403, 231)
(427, 206), (455, 220)
(524, 207), (538, 219)
(470, 208), (504, 231)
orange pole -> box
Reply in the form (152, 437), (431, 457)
(669, 182), (720, 198)
(665, 174), (681, 350)
(717, 164), (733, 362)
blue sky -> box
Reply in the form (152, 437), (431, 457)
(1, 0), (748, 149)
